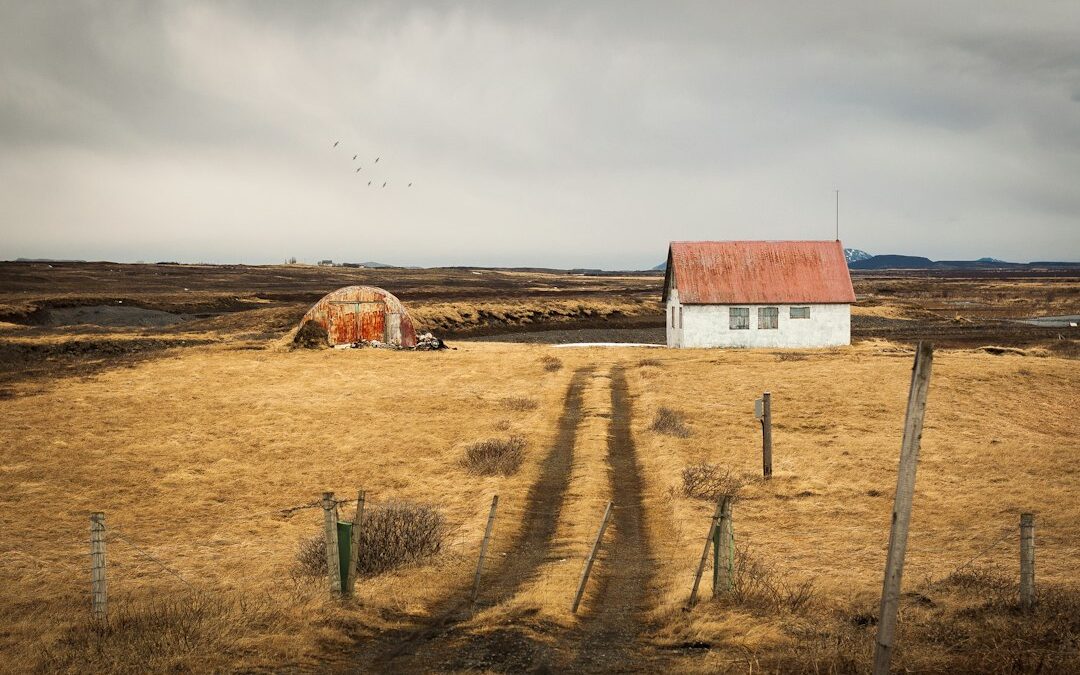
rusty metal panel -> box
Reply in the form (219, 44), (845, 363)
(663, 240), (856, 305)
(299, 286), (418, 347)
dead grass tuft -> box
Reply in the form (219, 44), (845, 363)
(462, 436), (527, 476)
(40, 593), (283, 673)
(296, 501), (445, 578)
(775, 352), (809, 361)
(679, 462), (743, 501)
(539, 355), (563, 372)
(500, 396), (539, 411)
(638, 358), (664, 367)
(651, 407), (691, 437)
(292, 321), (328, 349)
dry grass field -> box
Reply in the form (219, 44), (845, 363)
(1, 263), (1078, 673)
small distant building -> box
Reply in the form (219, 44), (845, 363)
(296, 286), (417, 347)
(663, 241), (855, 349)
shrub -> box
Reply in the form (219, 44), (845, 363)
(680, 462), (743, 501)
(539, 355), (562, 372)
(295, 501), (445, 578)
(292, 321), (328, 349)
(725, 544), (815, 613)
(500, 396), (539, 411)
(462, 436), (527, 476)
(651, 407), (690, 437)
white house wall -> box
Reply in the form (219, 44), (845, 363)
(673, 303), (850, 348)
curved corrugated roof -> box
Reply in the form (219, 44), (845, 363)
(663, 241), (856, 304)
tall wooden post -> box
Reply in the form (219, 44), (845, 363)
(873, 342), (934, 675)
(322, 492), (342, 596)
(1020, 513), (1035, 610)
(345, 490), (365, 598)
(472, 495), (499, 604)
(572, 501), (613, 613)
(762, 392), (773, 479)
(713, 496), (733, 596)
(90, 512), (107, 623)
(688, 499), (725, 608)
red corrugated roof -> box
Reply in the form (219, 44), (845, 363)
(663, 240), (856, 304)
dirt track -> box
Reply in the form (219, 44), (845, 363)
(569, 365), (659, 672)
(348, 364), (665, 673)
(356, 367), (594, 672)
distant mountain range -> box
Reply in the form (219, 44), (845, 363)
(848, 254), (1079, 270)
(652, 248), (1077, 272)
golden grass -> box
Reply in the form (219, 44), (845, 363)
(1, 339), (1077, 671)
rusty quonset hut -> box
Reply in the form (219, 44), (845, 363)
(297, 286), (418, 347)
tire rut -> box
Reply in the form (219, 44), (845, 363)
(356, 366), (594, 672)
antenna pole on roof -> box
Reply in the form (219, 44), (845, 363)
(835, 189), (839, 241)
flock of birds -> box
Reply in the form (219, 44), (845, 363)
(333, 141), (412, 188)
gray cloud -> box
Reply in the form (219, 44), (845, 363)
(1, 0), (1078, 267)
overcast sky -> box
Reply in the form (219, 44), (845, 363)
(1, 1), (1078, 268)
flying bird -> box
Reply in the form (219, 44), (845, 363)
(374, 157), (380, 163)
(355, 168), (361, 173)
(353, 154), (357, 160)
(382, 182), (387, 188)
(333, 141), (339, 147)
(367, 181), (372, 186)
(408, 182), (413, 187)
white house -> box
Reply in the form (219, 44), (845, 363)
(663, 240), (855, 348)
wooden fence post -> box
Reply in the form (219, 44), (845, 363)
(472, 495), (499, 604)
(713, 496), (733, 596)
(1020, 513), (1035, 610)
(688, 499), (725, 608)
(571, 501), (613, 613)
(322, 492), (342, 596)
(873, 342), (934, 675)
(762, 392), (773, 479)
(345, 490), (365, 598)
(90, 512), (107, 622)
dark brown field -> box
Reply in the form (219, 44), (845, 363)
(0, 261), (1076, 388)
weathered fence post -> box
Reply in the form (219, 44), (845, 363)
(345, 490), (365, 598)
(472, 495), (499, 604)
(762, 392), (773, 478)
(90, 512), (107, 622)
(712, 495), (733, 596)
(688, 499), (725, 608)
(1020, 512), (1035, 611)
(322, 492), (342, 596)
(571, 501), (613, 613)
(873, 341), (934, 675)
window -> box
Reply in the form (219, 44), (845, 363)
(790, 306), (810, 319)
(758, 307), (779, 329)
(671, 306), (676, 328)
(729, 307), (749, 330)
(678, 306), (683, 328)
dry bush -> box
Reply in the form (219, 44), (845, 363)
(651, 407), (691, 437)
(679, 462), (743, 501)
(500, 396), (538, 411)
(292, 321), (328, 349)
(462, 436), (527, 476)
(40, 593), (280, 673)
(539, 355), (562, 372)
(296, 501), (445, 578)
(723, 544), (815, 613)
(638, 358), (663, 367)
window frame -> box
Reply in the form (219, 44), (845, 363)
(729, 307), (750, 330)
(758, 306), (779, 330)
(790, 306), (810, 319)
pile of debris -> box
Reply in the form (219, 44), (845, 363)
(332, 332), (451, 351)
(414, 332), (449, 351)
